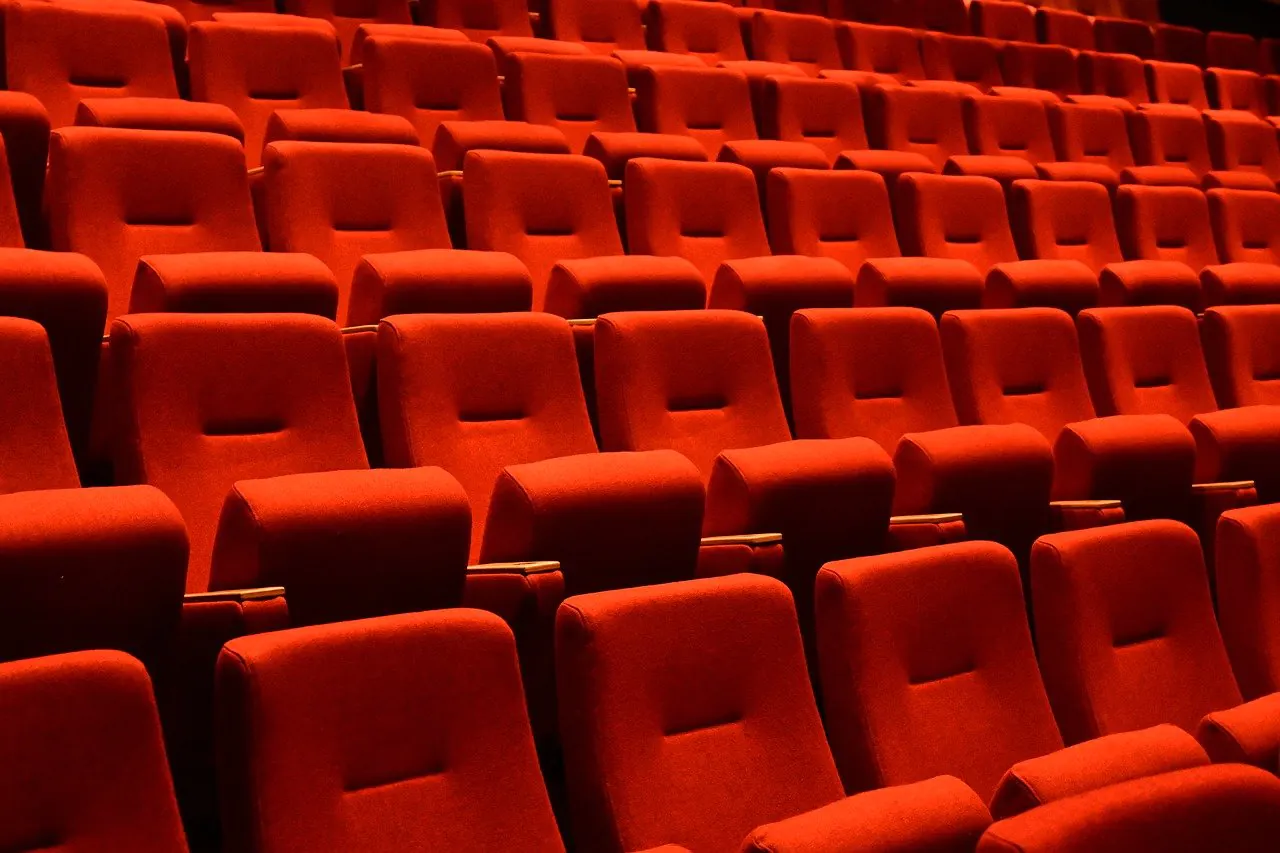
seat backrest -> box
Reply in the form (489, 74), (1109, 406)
(766, 169), (900, 275)
(633, 65), (756, 158)
(46, 128), (261, 328)
(1154, 23), (1206, 67)
(0, 318), (80, 493)
(1205, 113), (1280, 180)
(1202, 305), (1280, 408)
(912, 0), (971, 35)
(5, 1), (178, 130)
(1080, 51), (1149, 106)
(1207, 188), (1280, 266)
(363, 37), (504, 149)
(548, 0), (646, 53)
(262, 142), (451, 325)
(841, 23), (925, 80)
(594, 310), (791, 478)
(1031, 520), (1243, 743)
(1143, 59), (1210, 110)
(817, 540), (1062, 800)
(464, 151), (622, 309)
(964, 94), (1056, 164)
(1093, 16), (1154, 59)
(971, 0), (1036, 44)
(978, 765), (1280, 853)
(110, 313), (368, 593)
(790, 307), (959, 446)
(219, 610), (563, 853)
(1077, 306), (1219, 424)
(503, 53), (635, 154)
(376, 313), (597, 559)
(282, 0), (413, 61)
(1010, 179), (1124, 273)
(865, 85), (969, 169)
(1206, 31), (1259, 71)
(427, 0), (532, 41)
(758, 77), (867, 164)
(1037, 8), (1096, 52)
(1216, 502), (1280, 700)
(1115, 184), (1219, 269)
(1047, 102), (1135, 171)
(646, 0), (748, 65)
(557, 574), (844, 853)
(941, 307), (1097, 441)
(920, 33), (1005, 91)
(188, 21), (347, 169)
(999, 43), (1081, 96)
(752, 10), (842, 76)
(0, 651), (188, 853)
(625, 158), (769, 286)
(1128, 109), (1214, 176)
(1207, 68), (1267, 117)
(897, 173), (1018, 270)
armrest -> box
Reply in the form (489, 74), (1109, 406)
(76, 97), (244, 143)
(265, 108), (417, 147)
(130, 252), (339, 317)
(467, 561), (560, 576)
(346, 248), (533, 325)
(1049, 499), (1126, 532)
(1099, 260), (1203, 311)
(700, 532), (783, 547)
(1198, 692), (1280, 769)
(887, 513), (968, 550)
(184, 586), (285, 603)
(1035, 160), (1120, 189)
(1050, 499), (1125, 509)
(834, 148), (939, 179)
(855, 257), (985, 316)
(1192, 406), (1280, 488)
(944, 154), (1039, 185)
(1118, 164), (1200, 187)
(209, 467), (471, 628)
(584, 130), (707, 179)
(545, 255), (706, 319)
(1192, 479), (1258, 493)
(433, 119), (570, 171)
(984, 260), (1099, 313)
(1200, 263), (1280, 308)
(742, 776), (990, 853)
(1204, 170), (1277, 192)
(890, 512), (964, 525)
(710, 256), (855, 317)
(989, 724), (1210, 820)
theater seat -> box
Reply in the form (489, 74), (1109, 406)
(281, 0), (412, 61)
(1075, 51), (1148, 112)
(1217, 504), (1280, 702)
(817, 540), (1210, 812)
(547, 0), (647, 55)
(1201, 304), (1280, 408)
(919, 32), (1005, 93)
(844, 85), (968, 181)
(1033, 520), (1280, 768)
(1127, 109), (1267, 190)
(557, 574), (993, 852)
(751, 9), (844, 77)
(0, 652), (188, 853)
(1207, 67), (1268, 118)
(997, 42), (1081, 101)
(1078, 305), (1280, 501)
(1144, 59), (1211, 112)
(756, 77), (867, 166)
(1204, 111), (1280, 190)
(426, 0), (533, 43)
(218, 610), (564, 853)
(836, 22), (927, 85)
(1042, 102), (1134, 189)
(1037, 8), (1096, 51)
(1208, 188), (1280, 266)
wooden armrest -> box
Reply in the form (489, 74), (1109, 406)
(184, 586), (285, 603)
(890, 512), (964, 525)
(438, 169), (463, 178)
(1192, 480), (1256, 493)
(700, 532), (784, 547)
(247, 166), (264, 178)
(467, 560), (561, 576)
(341, 324), (378, 334)
(567, 318), (597, 327)
(608, 179), (622, 189)
(345, 63), (363, 73)
(1050, 499), (1123, 510)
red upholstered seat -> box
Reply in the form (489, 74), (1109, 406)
(1208, 188), (1280, 265)
(1033, 519), (1280, 768)
(751, 10), (843, 77)
(0, 652), (188, 853)
(1093, 16), (1155, 59)
(920, 33), (1005, 93)
(971, 0), (1036, 43)
(1208, 67), (1268, 117)
(645, 0), (748, 66)
(280, 0), (412, 62)
(1217, 504), (1280, 701)
(424, 0), (533, 43)
(557, 574), (993, 852)
(1154, 23), (1207, 66)
(838, 23), (926, 82)
(757, 77), (867, 165)
(547, 0), (647, 54)
(1204, 112), (1280, 187)
(1038, 8), (1096, 51)
(1201, 304), (1280, 408)
(766, 169), (899, 275)
(1043, 102), (1133, 187)
(218, 610), (563, 852)
(997, 43), (1082, 100)
(1076, 51), (1149, 110)
(1144, 59), (1211, 111)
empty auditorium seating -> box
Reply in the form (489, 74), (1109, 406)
(751, 10), (844, 77)
(1208, 188), (1280, 266)
(835, 22), (927, 85)
(1076, 51), (1148, 111)
(423, 0), (533, 43)
(896, 173), (1100, 312)
(1216, 503), (1280, 700)
(283, 0), (412, 61)
(1154, 23), (1207, 66)
(970, 0), (1036, 44)
(1032, 520), (1280, 767)
(997, 43), (1082, 100)
(955, 94), (1083, 186)
(645, 0), (750, 66)
(0, 651), (189, 853)
(1043, 102), (1136, 186)
(1115, 184), (1280, 304)
(218, 610), (565, 852)
(978, 765), (1280, 852)
(919, 33), (1005, 93)
(816, 540), (1210, 810)
(547, 0), (647, 54)
(1206, 32), (1260, 71)
(1200, 303), (1280, 408)
(853, 85), (967, 177)
(1077, 305), (1280, 500)
(557, 574), (993, 852)
(941, 307), (1197, 522)
(1144, 59), (1211, 112)
(756, 77), (867, 165)
(1204, 112), (1280, 189)
(1094, 16), (1155, 59)
(1038, 8), (1096, 51)
(1207, 67), (1268, 117)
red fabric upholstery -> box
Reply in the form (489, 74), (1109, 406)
(743, 776), (991, 853)
(1079, 51), (1148, 108)
(1129, 108), (1213, 179)
(74, 98), (244, 143)
(111, 313), (368, 593)
(816, 541), (1064, 800)
(5, 2), (178, 130)
(47, 128), (260, 328)
(633, 65), (756, 158)
(1201, 304), (1280, 408)
(464, 151), (621, 309)
(1032, 520), (1244, 743)
(427, 0), (533, 42)
(834, 148), (941, 183)
(1208, 68), (1268, 117)
(766, 169), (900, 274)
(945, 153), (1040, 186)
(262, 108), (418, 147)
(1094, 15), (1155, 58)
(1216, 504), (1280, 698)
(1038, 8), (1096, 51)
(839, 23), (926, 81)
(376, 312), (599, 559)
(1208, 188), (1280, 265)
(219, 609), (563, 852)
(0, 92), (52, 248)
(583, 131), (708, 179)
(962, 95), (1056, 167)
(896, 173), (1017, 270)
(348, 249), (533, 323)
(717, 139), (831, 199)
(1098, 260), (1203, 309)
(348, 22), (464, 63)
(985, 260), (1101, 313)
(646, 0), (747, 65)
(624, 158), (769, 285)
(1155, 24), (1206, 66)
(971, 0), (1035, 43)
(130, 252), (338, 317)
(1199, 692), (1280, 766)
(546, 256), (707, 318)
(262, 141), (451, 324)
(989, 725), (1210, 819)
(0, 651), (187, 853)
(1206, 31), (1260, 71)
(281, 0), (412, 61)
(503, 53), (636, 154)
(856, 257), (986, 315)
(751, 10), (843, 77)
(486, 36), (590, 66)
(432, 119), (571, 171)
(1046, 102), (1134, 177)
(999, 43), (1081, 98)
(1115, 184), (1218, 270)
(556, 575), (846, 853)
(920, 33), (1005, 92)
(864, 85), (969, 170)
(1009, 179), (1124, 273)
(548, 0), (647, 54)
(1144, 59), (1210, 111)
(189, 21), (348, 169)
(210, 467), (470, 626)
(1205, 113), (1280, 187)
(978, 764), (1280, 852)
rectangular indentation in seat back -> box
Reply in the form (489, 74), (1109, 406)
(1003, 382), (1046, 396)
(1155, 238), (1187, 249)
(908, 661), (976, 687)
(1112, 626), (1165, 649)
(202, 417), (287, 437)
(343, 760), (448, 795)
(70, 74), (129, 88)
(667, 394), (728, 413)
(1134, 375), (1171, 388)
(333, 221), (394, 233)
(1056, 236), (1089, 247)
(945, 234), (983, 244)
(524, 224), (578, 237)
(249, 89), (302, 101)
(664, 712), (742, 738)
(459, 408), (526, 423)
